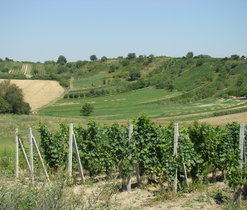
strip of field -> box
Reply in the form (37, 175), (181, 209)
(39, 87), (245, 121)
(0, 79), (65, 111)
(197, 112), (247, 125)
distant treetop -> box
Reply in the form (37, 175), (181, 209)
(186, 52), (194, 59)
(90, 55), (98, 61)
(56, 55), (67, 65)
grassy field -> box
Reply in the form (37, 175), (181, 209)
(38, 87), (245, 120)
(73, 71), (109, 89)
(0, 114), (88, 148)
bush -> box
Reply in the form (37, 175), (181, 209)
(80, 103), (94, 116)
(128, 69), (141, 81)
(0, 97), (11, 113)
(0, 80), (31, 114)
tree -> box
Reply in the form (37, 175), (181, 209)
(101, 56), (107, 62)
(80, 103), (94, 116)
(120, 59), (130, 66)
(0, 97), (11, 113)
(186, 52), (194, 59)
(90, 55), (98, 61)
(0, 80), (31, 114)
(127, 53), (136, 60)
(56, 55), (67, 65)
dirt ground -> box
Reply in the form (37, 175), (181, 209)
(69, 180), (232, 210)
(0, 79), (65, 111)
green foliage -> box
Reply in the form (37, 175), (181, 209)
(120, 59), (130, 66)
(127, 53), (136, 60)
(101, 56), (107, 62)
(0, 80), (31, 114)
(56, 55), (67, 65)
(80, 103), (94, 116)
(39, 124), (68, 170)
(90, 55), (98, 61)
(0, 97), (11, 113)
(128, 69), (141, 81)
(186, 52), (194, 59)
(188, 122), (240, 183)
(37, 116), (245, 192)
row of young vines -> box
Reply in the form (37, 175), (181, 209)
(38, 115), (246, 191)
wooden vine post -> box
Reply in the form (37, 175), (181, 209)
(29, 128), (34, 183)
(126, 124), (133, 191)
(68, 123), (73, 178)
(15, 128), (19, 179)
(15, 129), (31, 179)
(235, 124), (245, 203)
(15, 128), (49, 182)
(68, 123), (85, 183)
(239, 124), (245, 169)
(173, 122), (179, 193)
(29, 128), (50, 182)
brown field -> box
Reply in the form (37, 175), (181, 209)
(198, 112), (247, 125)
(0, 79), (65, 111)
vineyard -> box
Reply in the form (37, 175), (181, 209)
(11, 116), (246, 206)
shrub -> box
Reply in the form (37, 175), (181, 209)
(128, 69), (141, 81)
(0, 80), (31, 114)
(80, 103), (94, 116)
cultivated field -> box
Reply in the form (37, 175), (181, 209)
(0, 79), (65, 111)
(39, 87), (246, 121)
(198, 112), (247, 125)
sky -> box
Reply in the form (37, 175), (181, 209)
(0, 0), (247, 62)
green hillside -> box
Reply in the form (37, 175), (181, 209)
(1, 53), (247, 120)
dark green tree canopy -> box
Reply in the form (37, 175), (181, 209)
(101, 56), (107, 62)
(90, 55), (98, 61)
(80, 103), (94, 116)
(56, 55), (67, 65)
(186, 52), (194, 59)
(127, 53), (136, 60)
(0, 80), (30, 114)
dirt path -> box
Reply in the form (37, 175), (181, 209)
(0, 79), (65, 111)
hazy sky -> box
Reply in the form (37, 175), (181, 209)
(1, 0), (247, 62)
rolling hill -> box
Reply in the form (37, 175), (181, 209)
(0, 54), (246, 120)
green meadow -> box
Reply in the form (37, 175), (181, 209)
(39, 87), (244, 120)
